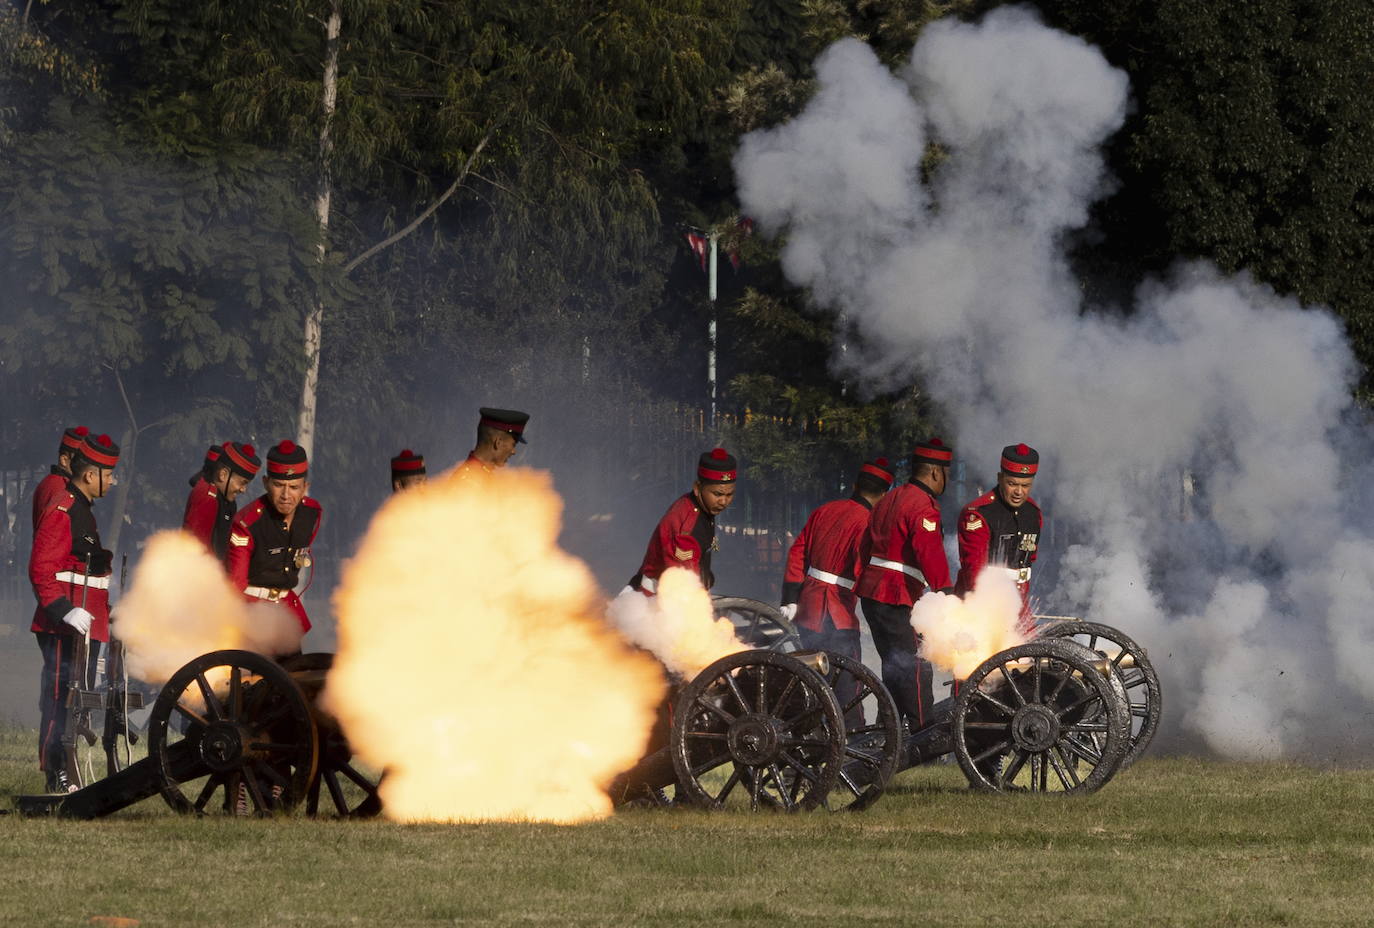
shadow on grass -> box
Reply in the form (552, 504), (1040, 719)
(882, 780), (969, 798)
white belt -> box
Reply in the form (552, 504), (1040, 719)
(55, 571), (110, 590)
(806, 566), (855, 590)
(868, 557), (927, 585)
(640, 576), (657, 593)
(245, 586), (291, 602)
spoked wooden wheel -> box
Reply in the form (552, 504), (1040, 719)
(671, 650), (845, 811)
(711, 596), (802, 652)
(820, 652), (901, 812)
(147, 650), (317, 816)
(279, 653), (383, 818)
(951, 639), (1130, 795)
(1036, 620), (1162, 770)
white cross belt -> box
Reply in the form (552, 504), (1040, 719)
(54, 571), (110, 589)
(805, 566), (855, 590)
(868, 557), (927, 585)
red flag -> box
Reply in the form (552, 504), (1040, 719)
(727, 217), (753, 271)
(685, 232), (709, 272)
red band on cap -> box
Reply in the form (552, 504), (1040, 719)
(480, 417), (525, 435)
(61, 427), (89, 451)
(697, 467), (737, 482)
(83, 437), (119, 468)
(1000, 457), (1038, 476)
(915, 446), (953, 464)
(860, 463), (894, 483)
(391, 458), (425, 472)
(222, 443), (259, 476)
(267, 459), (308, 478)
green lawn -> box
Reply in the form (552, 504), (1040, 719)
(2, 725), (1372, 927)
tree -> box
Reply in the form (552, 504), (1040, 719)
(0, 101), (326, 550)
(1027, 0), (1374, 388)
(114, 0), (741, 455)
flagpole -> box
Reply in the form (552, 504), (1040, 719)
(708, 231), (718, 431)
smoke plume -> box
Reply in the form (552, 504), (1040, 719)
(323, 466), (665, 823)
(115, 530), (302, 684)
(735, 6), (1374, 760)
(911, 569), (1028, 679)
(606, 568), (746, 678)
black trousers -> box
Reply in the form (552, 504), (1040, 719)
(860, 598), (935, 732)
(36, 631), (99, 773)
(797, 619), (864, 726)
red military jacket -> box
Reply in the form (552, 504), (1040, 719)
(452, 452), (495, 478)
(630, 492), (716, 594)
(31, 467), (69, 531)
(227, 495), (322, 633)
(955, 489), (1043, 603)
(781, 495), (873, 632)
(182, 476), (237, 564)
(29, 486), (113, 642)
(854, 480), (950, 607)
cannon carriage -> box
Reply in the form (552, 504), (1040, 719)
(608, 644), (901, 813)
(15, 649), (380, 819)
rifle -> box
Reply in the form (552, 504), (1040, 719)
(102, 553), (141, 776)
(61, 554), (99, 791)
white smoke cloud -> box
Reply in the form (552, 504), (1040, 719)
(734, 5), (1374, 759)
(116, 530), (303, 684)
(605, 568), (745, 679)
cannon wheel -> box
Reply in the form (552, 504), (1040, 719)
(821, 651), (901, 813)
(1037, 621), (1162, 769)
(671, 650), (845, 811)
(279, 653), (384, 818)
(951, 639), (1130, 795)
(711, 596), (802, 652)
(147, 650), (318, 816)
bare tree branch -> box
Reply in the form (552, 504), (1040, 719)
(342, 130), (493, 276)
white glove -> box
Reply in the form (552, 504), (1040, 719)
(779, 603), (798, 622)
(62, 607), (94, 636)
(619, 585), (635, 597)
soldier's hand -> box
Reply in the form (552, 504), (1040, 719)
(779, 603), (798, 622)
(62, 607), (94, 636)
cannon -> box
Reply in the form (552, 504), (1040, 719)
(608, 598), (900, 813)
(608, 647), (862, 812)
(701, 597), (1162, 797)
(14, 649), (380, 819)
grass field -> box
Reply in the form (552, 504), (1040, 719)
(3, 726), (1373, 927)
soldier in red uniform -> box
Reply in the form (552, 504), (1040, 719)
(32, 426), (89, 530)
(629, 448), (737, 594)
(955, 443), (1043, 624)
(780, 457), (894, 660)
(227, 440), (321, 635)
(390, 449), (427, 492)
(455, 408), (530, 474)
(855, 438), (954, 732)
(182, 441), (261, 562)
(29, 432), (119, 791)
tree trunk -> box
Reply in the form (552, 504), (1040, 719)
(296, 0), (342, 459)
(105, 364), (140, 562)
(105, 426), (135, 562)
